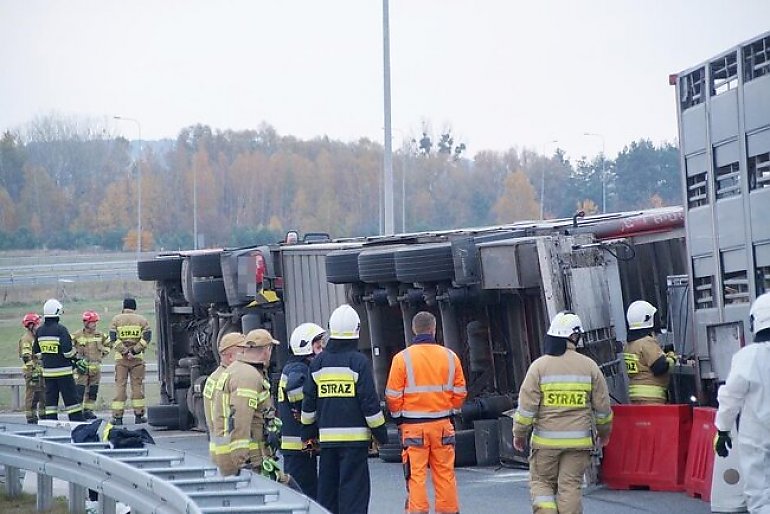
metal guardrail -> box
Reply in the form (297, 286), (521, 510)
(0, 421), (329, 514)
(0, 364), (159, 410)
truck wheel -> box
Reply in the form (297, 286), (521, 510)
(192, 277), (228, 304)
(240, 313), (262, 334)
(189, 252), (223, 278)
(147, 405), (180, 430)
(395, 243), (455, 283)
(137, 256), (183, 281)
(358, 246), (404, 284)
(378, 444), (403, 463)
(454, 429), (477, 467)
(326, 248), (364, 284)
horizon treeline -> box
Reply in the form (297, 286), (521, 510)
(0, 116), (682, 251)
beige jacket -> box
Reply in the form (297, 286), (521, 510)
(623, 334), (669, 402)
(72, 329), (111, 363)
(513, 343), (613, 449)
(110, 310), (150, 360)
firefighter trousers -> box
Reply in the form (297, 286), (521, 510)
(76, 367), (101, 412)
(529, 448), (591, 514)
(283, 451), (318, 500)
(318, 446), (370, 514)
(24, 377), (44, 422)
(112, 360), (145, 417)
(43, 375), (84, 421)
(400, 419), (459, 514)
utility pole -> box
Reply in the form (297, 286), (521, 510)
(382, 0), (394, 235)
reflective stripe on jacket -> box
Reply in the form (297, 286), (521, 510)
(33, 320), (76, 377)
(385, 339), (467, 423)
(623, 334), (669, 401)
(278, 356), (310, 452)
(223, 359), (271, 469)
(72, 329), (111, 363)
(110, 310), (150, 360)
(513, 343), (613, 449)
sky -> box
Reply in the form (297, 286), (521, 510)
(2, 0), (770, 160)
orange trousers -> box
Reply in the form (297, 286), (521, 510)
(400, 419), (459, 514)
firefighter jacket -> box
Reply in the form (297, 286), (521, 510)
(623, 333), (670, 402)
(72, 328), (111, 369)
(385, 335), (467, 424)
(33, 319), (77, 378)
(513, 343), (613, 450)
(300, 339), (387, 448)
(224, 359), (273, 470)
(110, 309), (150, 361)
(203, 364), (236, 472)
(277, 355), (312, 452)
(19, 330), (43, 378)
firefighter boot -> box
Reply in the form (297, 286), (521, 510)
(111, 417), (123, 426)
(135, 414), (147, 424)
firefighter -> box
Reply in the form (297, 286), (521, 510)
(72, 311), (111, 419)
(32, 299), (86, 421)
(512, 311), (613, 514)
(714, 292), (770, 513)
(109, 298), (151, 425)
(203, 331), (245, 476)
(19, 313), (44, 424)
(385, 311), (467, 514)
(278, 322), (326, 499)
(622, 300), (675, 404)
(224, 328), (287, 482)
(301, 304), (388, 514)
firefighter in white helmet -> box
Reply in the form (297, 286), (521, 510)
(714, 292), (770, 513)
(277, 322), (326, 499)
(622, 300), (675, 404)
(513, 311), (613, 514)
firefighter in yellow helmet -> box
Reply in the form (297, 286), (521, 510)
(72, 310), (111, 419)
(223, 328), (289, 484)
(203, 332), (245, 476)
(110, 298), (151, 425)
(19, 313), (44, 424)
(513, 312), (613, 514)
(622, 300), (675, 404)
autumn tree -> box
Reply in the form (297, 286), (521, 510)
(492, 170), (540, 223)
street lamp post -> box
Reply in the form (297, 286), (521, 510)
(193, 159), (198, 249)
(114, 116), (142, 255)
(540, 139), (559, 220)
(382, 0), (394, 235)
(584, 132), (606, 213)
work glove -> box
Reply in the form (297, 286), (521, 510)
(260, 456), (282, 481)
(665, 351), (678, 368)
(73, 359), (89, 374)
(714, 430), (732, 458)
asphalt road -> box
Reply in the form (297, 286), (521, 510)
(0, 412), (712, 513)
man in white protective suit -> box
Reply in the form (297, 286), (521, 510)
(714, 292), (770, 513)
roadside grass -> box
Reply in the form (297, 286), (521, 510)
(0, 492), (68, 514)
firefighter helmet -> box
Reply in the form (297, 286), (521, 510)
(43, 298), (63, 318)
(626, 300), (657, 330)
(546, 311), (584, 338)
(290, 323), (325, 356)
(328, 304), (360, 340)
(22, 313), (41, 329)
(750, 292), (770, 339)
(82, 311), (100, 323)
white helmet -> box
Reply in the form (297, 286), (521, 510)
(750, 292), (770, 337)
(328, 304), (360, 340)
(626, 300), (657, 330)
(43, 298), (63, 318)
(290, 323), (326, 356)
(546, 312), (584, 338)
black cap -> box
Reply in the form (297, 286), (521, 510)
(123, 298), (137, 310)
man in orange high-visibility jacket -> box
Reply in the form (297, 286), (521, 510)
(385, 311), (467, 514)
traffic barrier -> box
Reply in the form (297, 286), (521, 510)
(684, 407), (716, 501)
(601, 404), (692, 491)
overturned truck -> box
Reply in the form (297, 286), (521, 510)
(137, 207), (688, 465)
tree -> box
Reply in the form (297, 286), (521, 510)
(492, 170), (540, 223)
(613, 140), (681, 210)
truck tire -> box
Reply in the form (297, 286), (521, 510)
(378, 444), (403, 463)
(189, 252), (223, 278)
(455, 429), (477, 467)
(395, 243), (455, 283)
(192, 278), (228, 305)
(147, 404), (180, 430)
(240, 313), (262, 334)
(180, 258), (198, 306)
(358, 246), (404, 284)
(137, 256), (183, 281)
(326, 248), (364, 284)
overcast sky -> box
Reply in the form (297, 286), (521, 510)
(1, 1), (769, 160)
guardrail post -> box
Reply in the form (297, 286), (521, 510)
(99, 494), (117, 514)
(11, 385), (21, 411)
(4, 465), (22, 497)
(69, 482), (87, 514)
(36, 472), (53, 511)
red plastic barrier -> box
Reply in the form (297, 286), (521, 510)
(684, 407), (717, 501)
(601, 404), (692, 491)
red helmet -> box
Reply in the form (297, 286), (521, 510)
(22, 313), (41, 329)
(82, 311), (100, 323)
